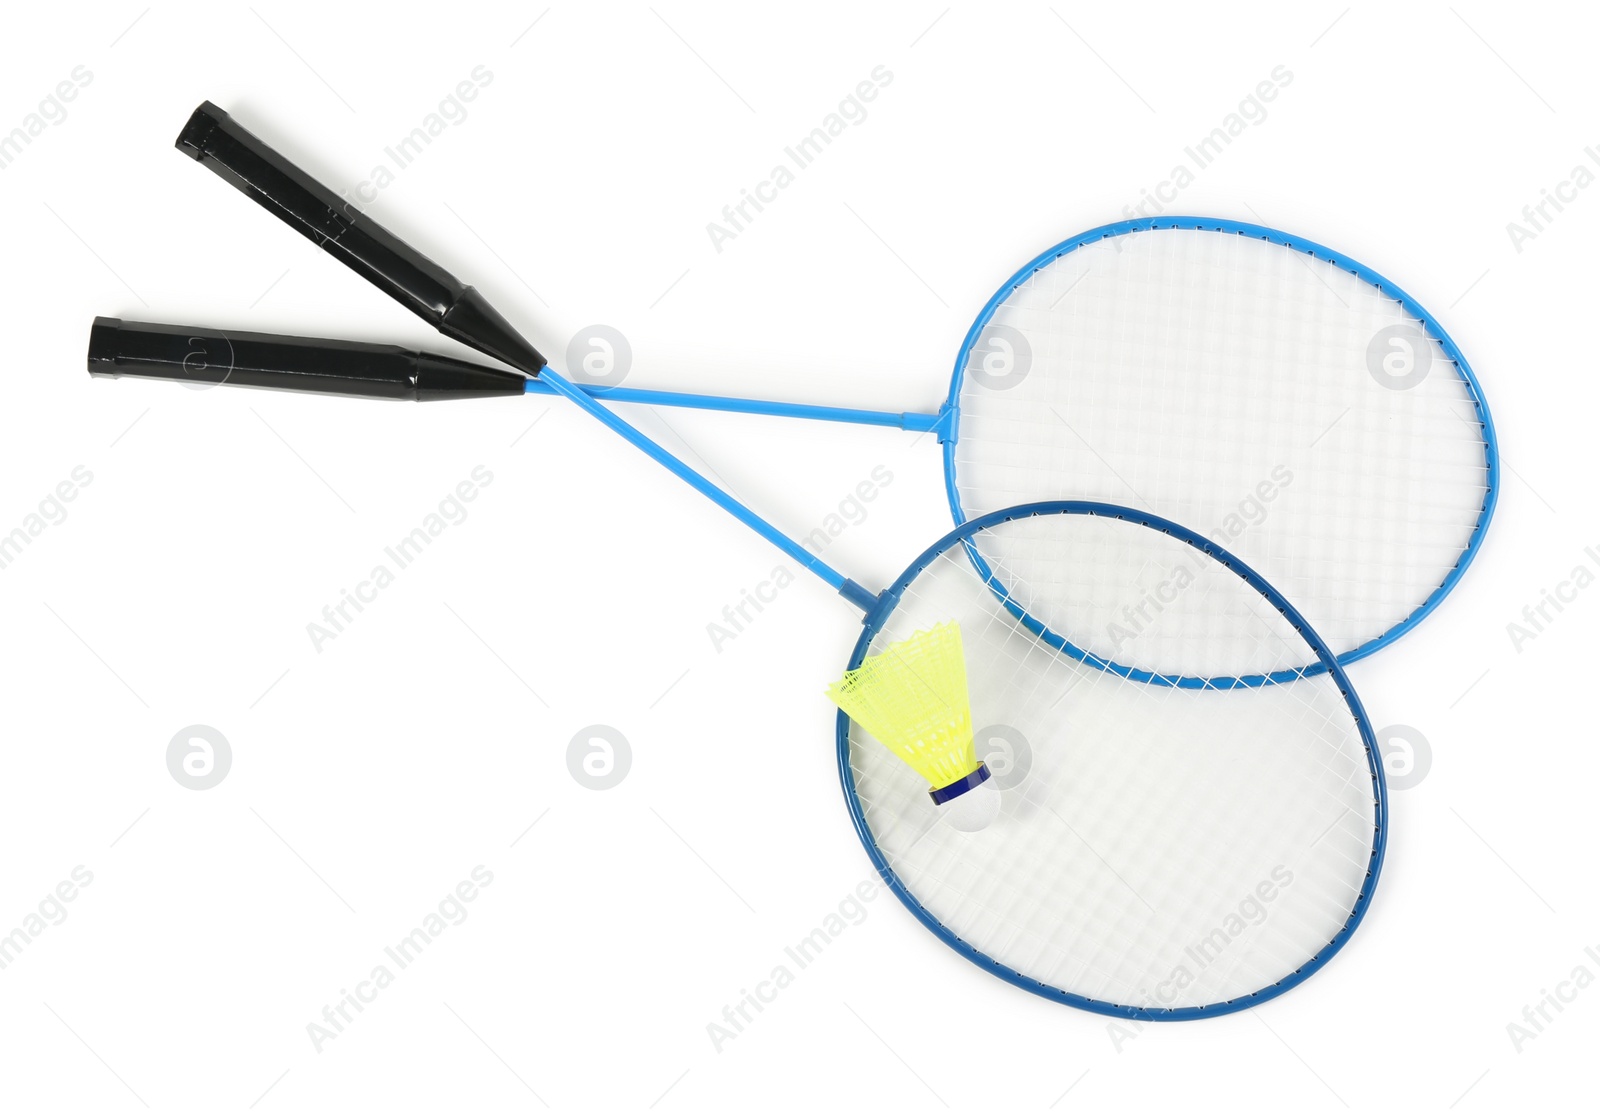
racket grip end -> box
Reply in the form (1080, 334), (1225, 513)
(174, 100), (222, 161)
(86, 317), (528, 402)
(176, 101), (548, 377)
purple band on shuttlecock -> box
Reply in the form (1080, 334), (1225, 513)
(929, 762), (992, 805)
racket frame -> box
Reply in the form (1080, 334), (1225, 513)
(943, 216), (1500, 675)
(838, 499), (1389, 1020)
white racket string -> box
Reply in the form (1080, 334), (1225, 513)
(845, 509), (1381, 1014)
(953, 225), (1491, 680)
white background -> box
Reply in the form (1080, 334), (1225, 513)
(0, 2), (1593, 1112)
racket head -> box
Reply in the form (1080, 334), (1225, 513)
(837, 502), (1386, 1019)
(943, 217), (1497, 685)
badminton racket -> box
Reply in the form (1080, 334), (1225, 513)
(87, 101), (1388, 1016)
(137, 103), (1495, 683)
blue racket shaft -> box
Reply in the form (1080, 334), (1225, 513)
(86, 316), (943, 429)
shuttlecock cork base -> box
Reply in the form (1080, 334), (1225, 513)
(928, 761), (999, 832)
(826, 622), (999, 831)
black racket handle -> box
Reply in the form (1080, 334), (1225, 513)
(175, 101), (547, 376)
(86, 317), (529, 402)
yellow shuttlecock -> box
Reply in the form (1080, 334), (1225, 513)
(827, 622), (998, 831)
